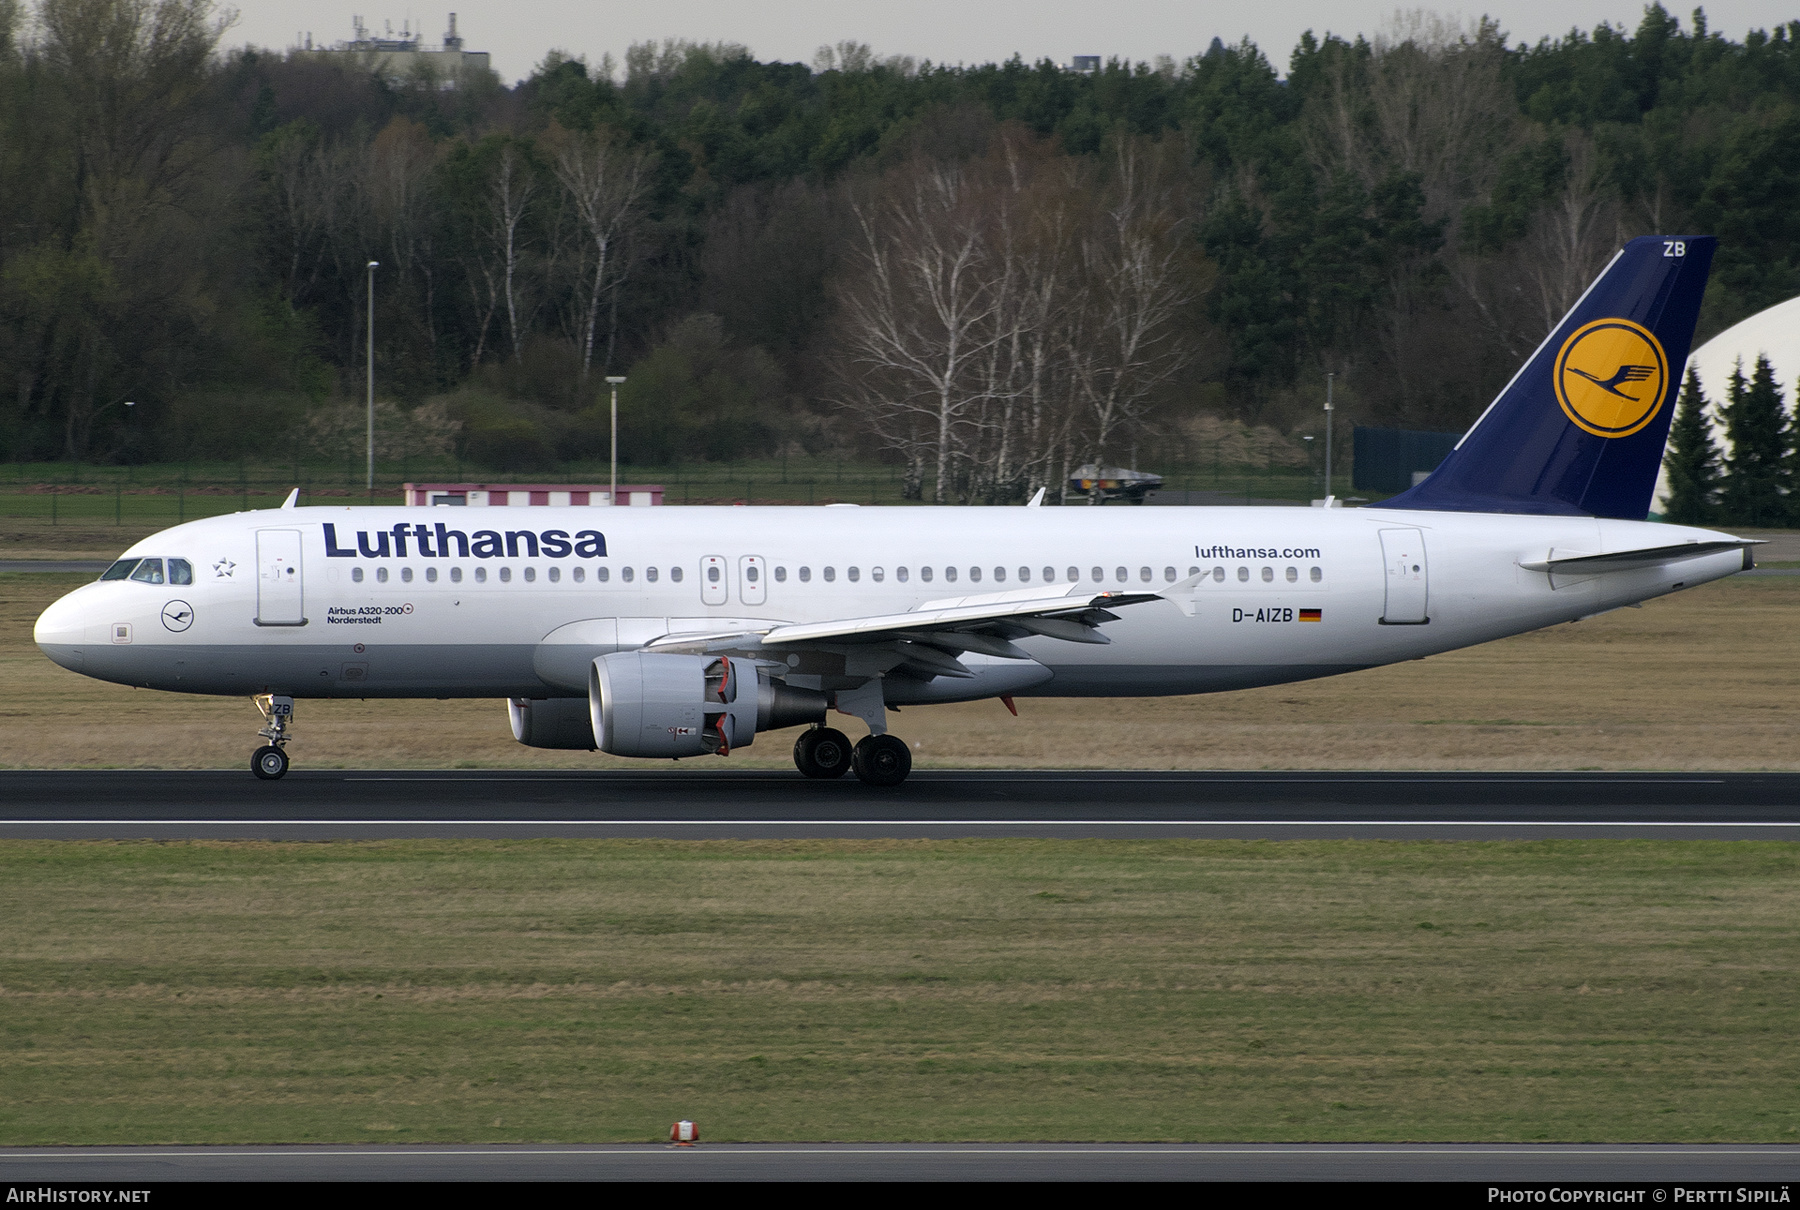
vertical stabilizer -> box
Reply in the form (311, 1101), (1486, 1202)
(1375, 236), (1715, 519)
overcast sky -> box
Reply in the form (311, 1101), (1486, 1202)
(228, 2), (1800, 83)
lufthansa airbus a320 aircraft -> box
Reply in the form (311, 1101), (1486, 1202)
(36, 236), (1752, 785)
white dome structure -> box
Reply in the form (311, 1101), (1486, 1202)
(1652, 293), (1800, 514)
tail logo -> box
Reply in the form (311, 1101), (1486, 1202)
(1554, 318), (1669, 438)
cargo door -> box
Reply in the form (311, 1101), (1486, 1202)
(738, 555), (766, 606)
(256, 529), (306, 626)
(700, 555), (728, 606)
(1379, 528), (1429, 624)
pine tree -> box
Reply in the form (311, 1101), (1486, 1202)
(1662, 367), (1720, 524)
(1719, 355), (1789, 526)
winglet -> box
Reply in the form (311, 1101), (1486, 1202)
(1026, 487), (1046, 508)
(280, 488), (300, 510)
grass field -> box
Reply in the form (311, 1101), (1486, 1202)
(5, 569), (1800, 770)
(4, 561), (1799, 1146)
(2, 837), (1798, 1144)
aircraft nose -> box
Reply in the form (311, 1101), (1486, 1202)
(35, 584), (95, 671)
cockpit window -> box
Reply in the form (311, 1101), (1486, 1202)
(100, 559), (140, 581)
(128, 558), (165, 585)
(168, 558), (193, 585)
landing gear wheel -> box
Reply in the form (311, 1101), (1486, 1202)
(851, 734), (912, 787)
(794, 727), (853, 779)
(252, 745), (289, 780)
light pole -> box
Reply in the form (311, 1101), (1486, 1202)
(1324, 371), (1335, 502)
(366, 260), (379, 494)
(605, 375), (626, 505)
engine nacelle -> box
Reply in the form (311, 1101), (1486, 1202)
(590, 651), (826, 758)
(508, 697), (597, 750)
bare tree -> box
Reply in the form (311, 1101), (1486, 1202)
(1067, 138), (1196, 477)
(544, 122), (653, 379)
(832, 161), (1004, 503)
(1526, 129), (1622, 332)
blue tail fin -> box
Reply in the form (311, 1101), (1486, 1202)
(1374, 235), (1715, 519)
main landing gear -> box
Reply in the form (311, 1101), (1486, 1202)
(251, 694), (294, 780)
(792, 725), (912, 787)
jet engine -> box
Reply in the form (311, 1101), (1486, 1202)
(589, 651), (826, 758)
(508, 697), (597, 750)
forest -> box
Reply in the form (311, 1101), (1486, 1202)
(2, 0), (1798, 505)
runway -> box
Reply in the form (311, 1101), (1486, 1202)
(4, 769), (1800, 839)
(2, 1142), (1797, 1182)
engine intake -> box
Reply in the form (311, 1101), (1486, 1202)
(589, 651), (826, 758)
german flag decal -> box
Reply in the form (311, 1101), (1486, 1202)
(1299, 609), (1322, 622)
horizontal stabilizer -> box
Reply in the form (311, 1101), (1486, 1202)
(1518, 539), (1759, 575)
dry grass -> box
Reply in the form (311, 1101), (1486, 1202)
(3, 837), (1798, 1143)
(5, 569), (1800, 770)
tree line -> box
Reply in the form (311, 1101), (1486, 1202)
(2, 0), (1799, 495)
(1664, 358), (1800, 526)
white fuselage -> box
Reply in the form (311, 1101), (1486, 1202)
(33, 503), (1747, 702)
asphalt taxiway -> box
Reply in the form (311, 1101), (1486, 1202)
(2, 1142), (1797, 1182)
(3, 769), (1799, 840)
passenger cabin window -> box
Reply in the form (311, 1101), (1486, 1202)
(402, 567), (414, 583)
(376, 567), (390, 583)
(1286, 566), (1298, 582)
(548, 567), (560, 583)
(1139, 567), (1152, 582)
(1310, 566), (1323, 582)
(597, 567), (609, 582)
(1164, 567), (1177, 582)
(1237, 567), (1249, 582)
(968, 567), (981, 583)
(129, 559), (164, 585)
(896, 567), (909, 583)
(1067, 567), (1079, 582)
(920, 567), (933, 582)
(798, 566), (811, 582)
(451, 567), (463, 583)
(524, 567), (536, 582)
(944, 567), (957, 583)
(1261, 566), (1274, 582)
(645, 567), (658, 583)
(1018, 567), (1031, 583)
(1213, 566), (1225, 581)
(670, 566), (684, 583)
(847, 567), (860, 582)
(993, 567), (1005, 582)
(427, 567), (439, 583)
(353, 567), (365, 583)
(823, 567), (836, 582)
(572, 567), (584, 582)
(474, 567), (487, 583)
(1091, 567), (1103, 582)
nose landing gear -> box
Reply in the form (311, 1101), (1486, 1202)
(251, 694), (294, 780)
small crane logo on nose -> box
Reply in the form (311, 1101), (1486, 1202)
(162, 601), (194, 632)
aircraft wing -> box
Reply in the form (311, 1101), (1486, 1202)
(643, 578), (1195, 678)
(1517, 539), (1760, 575)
